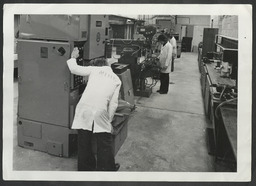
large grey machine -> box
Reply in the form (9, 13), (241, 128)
(17, 15), (109, 157)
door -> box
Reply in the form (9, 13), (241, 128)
(187, 25), (194, 37)
(18, 39), (71, 127)
(192, 26), (205, 52)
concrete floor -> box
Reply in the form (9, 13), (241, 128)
(12, 52), (231, 172)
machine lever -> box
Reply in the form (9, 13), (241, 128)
(58, 47), (66, 56)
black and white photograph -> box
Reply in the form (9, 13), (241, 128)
(2, 3), (252, 182)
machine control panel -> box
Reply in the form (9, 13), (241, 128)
(72, 75), (83, 89)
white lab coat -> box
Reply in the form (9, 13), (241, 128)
(67, 58), (121, 133)
(158, 42), (173, 73)
(170, 36), (177, 57)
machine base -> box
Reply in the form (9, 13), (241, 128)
(17, 118), (77, 158)
(18, 117), (128, 158)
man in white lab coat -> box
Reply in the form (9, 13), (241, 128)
(169, 33), (177, 72)
(67, 48), (121, 171)
(157, 34), (173, 94)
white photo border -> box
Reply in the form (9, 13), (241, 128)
(2, 3), (252, 182)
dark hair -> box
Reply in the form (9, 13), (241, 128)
(89, 58), (107, 66)
(166, 33), (171, 39)
(157, 34), (168, 42)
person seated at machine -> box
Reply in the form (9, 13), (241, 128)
(67, 47), (121, 171)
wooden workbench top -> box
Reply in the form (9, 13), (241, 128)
(205, 63), (236, 87)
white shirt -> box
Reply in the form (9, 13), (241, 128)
(67, 58), (121, 133)
(169, 36), (177, 56)
(158, 42), (173, 73)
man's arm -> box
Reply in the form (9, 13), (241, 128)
(67, 47), (93, 76)
(108, 83), (121, 122)
(67, 58), (93, 76)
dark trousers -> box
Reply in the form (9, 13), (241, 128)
(171, 57), (175, 72)
(160, 73), (169, 93)
(77, 129), (115, 171)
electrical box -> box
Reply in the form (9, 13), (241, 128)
(83, 15), (109, 59)
(17, 39), (85, 127)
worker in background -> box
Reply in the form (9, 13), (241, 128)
(152, 30), (162, 54)
(67, 48), (121, 171)
(169, 31), (177, 73)
(156, 34), (173, 94)
(162, 28), (169, 36)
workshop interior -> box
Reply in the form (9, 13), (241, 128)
(13, 14), (238, 172)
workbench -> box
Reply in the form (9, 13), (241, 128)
(219, 106), (237, 160)
(200, 34), (238, 167)
(205, 63), (236, 87)
(201, 62), (237, 164)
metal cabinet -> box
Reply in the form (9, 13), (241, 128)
(17, 39), (84, 157)
(202, 28), (218, 57)
(18, 40), (72, 127)
(83, 15), (109, 59)
(17, 15), (109, 157)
